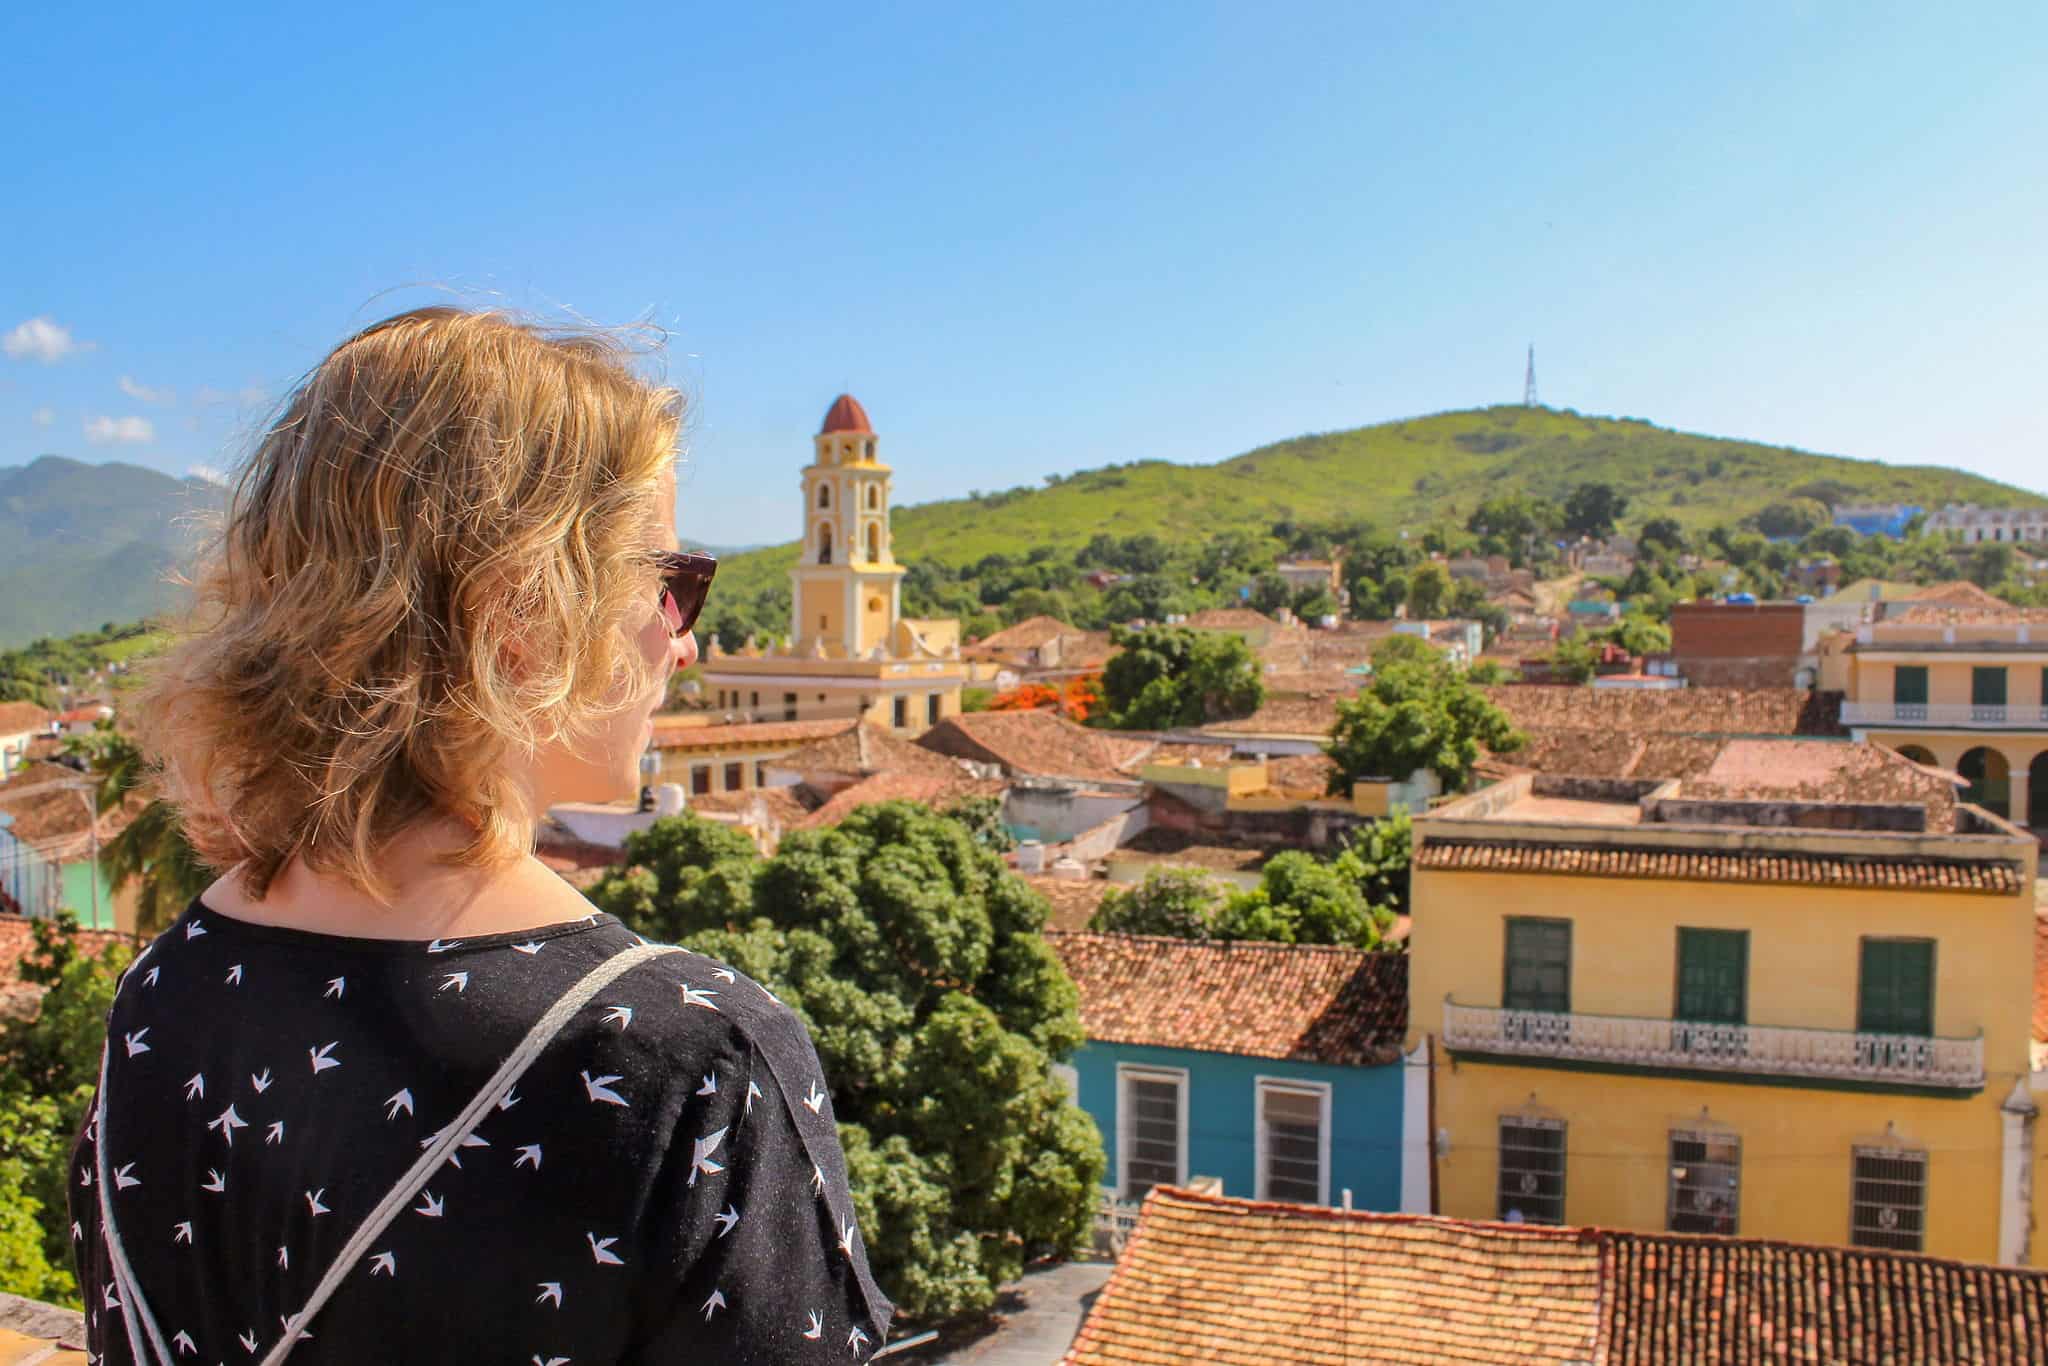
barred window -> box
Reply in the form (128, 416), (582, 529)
(1851, 1147), (1926, 1252)
(1256, 1080), (1328, 1205)
(1497, 1118), (1566, 1225)
(1118, 1066), (1185, 1201)
(1668, 1131), (1740, 1235)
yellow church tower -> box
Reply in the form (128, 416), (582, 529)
(697, 394), (967, 735)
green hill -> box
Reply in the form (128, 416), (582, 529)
(702, 404), (2045, 608)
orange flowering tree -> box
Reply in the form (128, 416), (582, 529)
(988, 674), (1101, 723)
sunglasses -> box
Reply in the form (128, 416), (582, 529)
(655, 550), (718, 637)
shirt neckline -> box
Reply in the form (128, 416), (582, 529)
(179, 895), (625, 956)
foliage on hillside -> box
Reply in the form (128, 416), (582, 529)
(0, 622), (165, 708)
(696, 406), (2045, 645)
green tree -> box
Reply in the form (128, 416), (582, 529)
(941, 794), (1017, 853)
(1370, 633), (1439, 670)
(1612, 613), (1672, 657)
(586, 804), (1103, 1322)
(65, 723), (214, 935)
(1546, 636), (1598, 684)
(1638, 517), (1686, 555)
(1248, 573), (1292, 616)
(1211, 851), (1389, 948)
(1564, 483), (1629, 539)
(1750, 498), (1828, 540)
(1324, 655), (1523, 793)
(1292, 586), (1339, 621)
(1096, 626), (1263, 730)
(1405, 562), (1451, 619)
(1087, 867), (1222, 938)
(1331, 808), (1414, 917)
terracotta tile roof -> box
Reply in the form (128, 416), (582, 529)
(0, 762), (145, 852)
(1486, 686), (1841, 738)
(1266, 752), (1337, 793)
(1686, 738), (1961, 829)
(1907, 579), (2012, 607)
(771, 722), (972, 780)
(1066, 1188), (2048, 1366)
(1019, 874), (1114, 931)
(795, 770), (1007, 830)
(647, 717), (855, 751)
(1045, 932), (1408, 1067)
(1182, 608), (1284, 632)
(972, 615), (1080, 651)
(1630, 734), (1727, 780)
(1598, 1229), (2048, 1365)
(1199, 695), (1343, 739)
(689, 785), (818, 828)
(1882, 603), (2048, 627)
(1110, 828), (1276, 872)
(1259, 670), (1364, 697)
(1062, 1188), (1602, 1365)
(1516, 728), (1650, 778)
(0, 702), (53, 734)
(819, 392), (872, 434)
(917, 711), (1154, 783)
(1415, 838), (2025, 895)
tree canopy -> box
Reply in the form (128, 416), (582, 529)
(1323, 655), (1523, 793)
(586, 804), (1102, 1323)
(1096, 625), (1263, 730)
(1564, 482), (1629, 539)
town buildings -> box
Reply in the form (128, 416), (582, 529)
(0, 701), (50, 780)
(1925, 503), (2048, 545)
(697, 394), (967, 735)
(1406, 739), (2040, 1265)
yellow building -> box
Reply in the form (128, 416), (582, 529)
(1821, 602), (2048, 829)
(1405, 739), (2043, 1265)
(698, 394), (967, 735)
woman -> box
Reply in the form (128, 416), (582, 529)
(69, 308), (892, 1363)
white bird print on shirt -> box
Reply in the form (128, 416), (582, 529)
(746, 1079), (763, 1114)
(183, 1073), (204, 1100)
(184, 919), (206, 940)
(265, 1121), (284, 1145)
(711, 965), (736, 983)
(581, 1072), (627, 1106)
(700, 1290), (726, 1321)
(71, 1221), (81, 1241)
(689, 1126), (728, 1187)
(306, 1188), (329, 1216)
(848, 1325), (871, 1355)
(238, 1330), (258, 1353)
(324, 977), (344, 1000)
(535, 1282), (563, 1307)
(124, 1028), (150, 1057)
(533, 1357), (569, 1366)
(803, 1079), (827, 1114)
(514, 1144), (542, 1170)
(497, 1087), (521, 1111)
(419, 1130), (490, 1167)
(143, 965), (159, 988)
(171, 1329), (194, 1355)
(838, 1220), (857, 1259)
(78, 1166), (89, 1187)
(438, 971), (468, 994)
(201, 1169), (226, 1193)
(101, 1284), (120, 1311)
(369, 1251), (396, 1277)
(714, 1204), (739, 1238)
(696, 1072), (718, 1096)
(385, 1089), (414, 1120)
(207, 1104), (248, 1146)
(803, 1310), (823, 1340)
(426, 938), (461, 953)
(812, 1163), (826, 1195)
(679, 984), (720, 1011)
(113, 1163), (139, 1189)
(309, 1041), (340, 1073)
(413, 1191), (444, 1218)
(251, 1068), (272, 1093)
(173, 1221), (192, 1244)
(600, 1005), (632, 1030)
(586, 1233), (623, 1266)
(225, 963), (243, 985)
(277, 1245), (289, 1268)
(511, 941), (545, 956)
(280, 1313), (311, 1343)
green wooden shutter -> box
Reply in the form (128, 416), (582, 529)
(1893, 667), (1928, 706)
(1973, 667), (2007, 706)
(1858, 940), (1934, 1036)
(1504, 919), (1572, 1013)
(1676, 929), (1748, 1024)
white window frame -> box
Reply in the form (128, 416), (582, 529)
(1115, 1063), (1188, 1201)
(1254, 1075), (1332, 1206)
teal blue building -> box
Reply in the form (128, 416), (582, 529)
(1047, 931), (1414, 1212)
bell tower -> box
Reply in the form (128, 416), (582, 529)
(791, 394), (906, 657)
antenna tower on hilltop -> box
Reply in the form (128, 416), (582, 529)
(1523, 344), (1538, 407)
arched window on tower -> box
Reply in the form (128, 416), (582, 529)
(866, 523), (881, 562)
(864, 440), (875, 460)
(818, 525), (833, 565)
(866, 484), (879, 510)
(818, 484), (831, 509)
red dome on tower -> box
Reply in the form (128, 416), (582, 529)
(819, 394), (873, 435)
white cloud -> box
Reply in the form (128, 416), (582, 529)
(83, 415), (155, 445)
(119, 376), (175, 404)
(4, 316), (95, 364)
(31, 406), (54, 427)
(186, 463), (228, 487)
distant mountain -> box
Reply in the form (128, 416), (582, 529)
(0, 456), (222, 647)
(705, 405), (2048, 604)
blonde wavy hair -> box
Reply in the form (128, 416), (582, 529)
(135, 306), (682, 904)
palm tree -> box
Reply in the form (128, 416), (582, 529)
(64, 723), (214, 935)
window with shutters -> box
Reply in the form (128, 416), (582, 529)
(1116, 1065), (1186, 1201)
(1858, 939), (1935, 1036)
(723, 762), (743, 791)
(1255, 1079), (1329, 1205)
(892, 696), (908, 728)
(1892, 665), (1928, 707)
(1496, 1118), (1566, 1225)
(1667, 1130), (1740, 1234)
(1675, 929), (1748, 1024)
(1503, 919), (1571, 1013)
(926, 693), (941, 725)
(1973, 666), (2007, 707)
(690, 765), (711, 797)
(1850, 1147), (1926, 1252)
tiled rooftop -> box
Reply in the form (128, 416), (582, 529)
(917, 711), (1155, 784)
(647, 717), (855, 751)
(1109, 828), (1277, 872)
(1044, 932), (1408, 1067)
(1066, 1188), (2048, 1365)
(1415, 839), (2025, 895)
(969, 614), (1079, 651)
(771, 722), (972, 780)
(1485, 685), (1843, 738)
(0, 761), (147, 854)
(1018, 874), (1115, 931)
(1197, 695), (1344, 739)
(1686, 738), (1960, 826)
(794, 769), (1007, 831)
(1062, 1188), (1603, 1365)
(0, 702), (54, 733)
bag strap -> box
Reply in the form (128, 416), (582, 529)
(95, 939), (688, 1366)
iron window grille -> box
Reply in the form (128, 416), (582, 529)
(1497, 1117), (1566, 1225)
(1667, 1130), (1740, 1235)
(1850, 1146), (1926, 1252)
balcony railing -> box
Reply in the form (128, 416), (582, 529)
(1840, 700), (2048, 729)
(1442, 999), (1984, 1090)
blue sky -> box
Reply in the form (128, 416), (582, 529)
(3, 3), (2042, 546)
